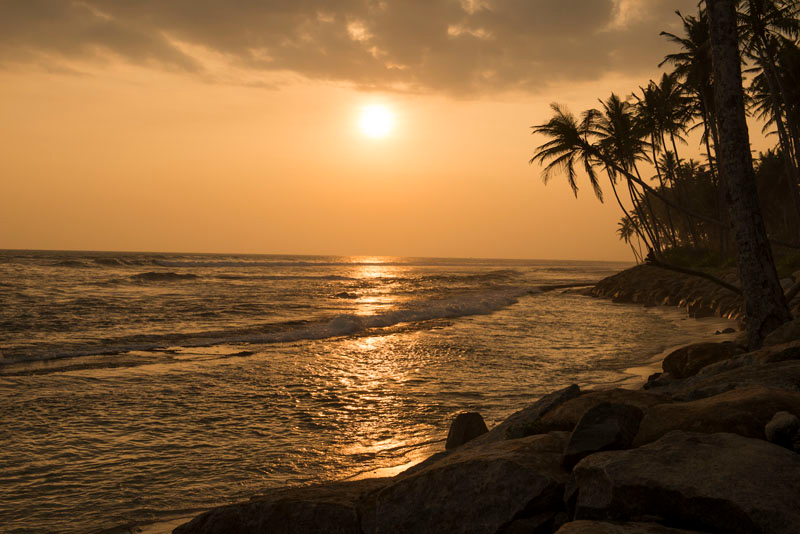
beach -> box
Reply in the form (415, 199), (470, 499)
(170, 264), (800, 534)
(0, 252), (738, 533)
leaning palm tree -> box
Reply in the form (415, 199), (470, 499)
(530, 104), (723, 237)
(592, 93), (667, 251)
(528, 104), (604, 201)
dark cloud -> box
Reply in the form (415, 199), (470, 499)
(0, 0), (698, 94)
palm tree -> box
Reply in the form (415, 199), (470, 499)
(529, 104), (604, 201)
(661, 10), (719, 178)
(530, 105), (723, 236)
(592, 94), (666, 251)
(739, 0), (800, 169)
(707, 0), (792, 348)
(618, 216), (644, 262)
(661, 7), (730, 253)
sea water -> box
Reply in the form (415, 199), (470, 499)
(0, 251), (734, 533)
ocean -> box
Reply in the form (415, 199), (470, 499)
(0, 250), (735, 533)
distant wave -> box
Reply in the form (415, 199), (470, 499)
(0, 288), (539, 366)
(131, 272), (200, 282)
(94, 258), (152, 266)
(215, 274), (358, 281)
(153, 259), (472, 269)
(52, 260), (92, 268)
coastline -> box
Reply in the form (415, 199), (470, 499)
(140, 264), (769, 534)
(168, 263), (800, 533)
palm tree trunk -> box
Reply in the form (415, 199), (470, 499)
(708, 0), (792, 349)
(591, 148), (722, 226)
(607, 170), (651, 251)
(650, 139), (679, 245)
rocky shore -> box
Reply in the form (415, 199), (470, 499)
(172, 265), (800, 534)
(590, 264), (800, 321)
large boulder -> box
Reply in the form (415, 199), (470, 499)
(695, 339), (800, 377)
(465, 384), (580, 447)
(765, 411), (800, 448)
(661, 342), (745, 379)
(532, 389), (668, 434)
(173, 478), (388, 534)
(562, 403), (644, 470)
(446, 412), (488, 449)
(555, 521), (708, 533)
(654, 360), (800, 401)
(634, 386), (800, 446)
(763, 317), (800, 347)
(373, 432), (569, 534)
(568, 431), (800, 534)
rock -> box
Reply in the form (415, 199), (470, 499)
(465, 384), (580, 447)
(562, 403), (644, 470)
(373, 432), (569, 534)
(763, 317), (800, 347)
(569, 431), (800, 533)
(634, 386), (800, 446)
(662, 342), (745, 379)
(533, 389), (668, 434)
(656, 360), (800, 401)
(445, 412), (488, 449)
(555, 521), (708, 533)
(765, 411), (800, 448)
(780, 278), (794, 291)
(695, 339), (800, 377)
(501, 512), (557, 534)
(642, 373), (677, 391)
(173, 478), (388, 534)
(685, 298), (714, 318)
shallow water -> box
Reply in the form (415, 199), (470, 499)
(0, 251), (734, 533)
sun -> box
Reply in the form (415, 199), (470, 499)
(359, 105), (394, 138)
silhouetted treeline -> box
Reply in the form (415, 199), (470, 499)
(531, 1), (800, 263)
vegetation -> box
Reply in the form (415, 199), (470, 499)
(531, 0), (800, 347)
(531, 0), (800, 261)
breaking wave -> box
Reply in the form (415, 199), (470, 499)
(131, 272), (200, 282)
(0, 288), (537, 366)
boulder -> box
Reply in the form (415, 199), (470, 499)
(661, 342), (745, 379)
(555, 521), (708, 533)
(445, 412), (488, 449)
(642, 373), (677, 391)
(634, 386), (800, 446)
(465, 384), (580, 447)
(533, 389), (668, 434)
(656, 360), (800, 401)
(696, 339), (800, 377)
(173, 478), (388, 534)
(501, 512), (558, 534)
(373, 432), (569, 534)
(765, 411), (800, 448)
(568, 431), (800, 533)
(685, 298), (714, 319)
(562, 403), (644, 470)
(763, 318), (800, 347)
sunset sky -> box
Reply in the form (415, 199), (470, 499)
(0, 0), (767, 260)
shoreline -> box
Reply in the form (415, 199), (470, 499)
(167, 264), (800, 533)
(138, 275), (745, 534)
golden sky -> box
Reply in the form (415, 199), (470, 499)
(0, 0), (753, 260)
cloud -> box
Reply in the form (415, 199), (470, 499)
(0, 0), (698, 95)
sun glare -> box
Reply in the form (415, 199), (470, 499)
(359, 105), (394, 138)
